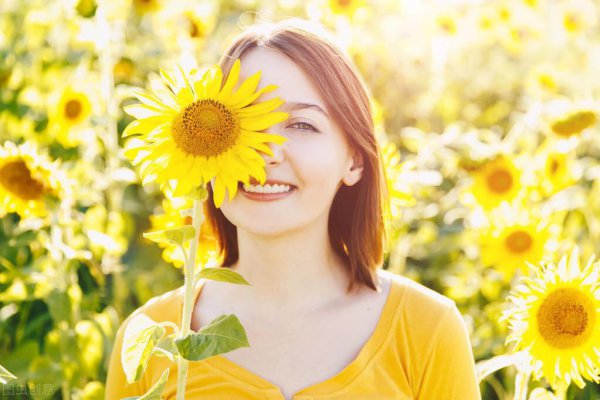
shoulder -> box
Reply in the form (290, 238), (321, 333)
(381, 269), (461, 341)
(118, 284), (187, 335)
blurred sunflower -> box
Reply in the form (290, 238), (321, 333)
(0, 141), (64, 219)
(502, 247), (600, 389)
(133, 0), (162, 15)
(480, 203), (553, 281)
(48, 85), (93, 147)
(149, 196), (221, 271)
(538, 145), (577, 196)
(468, 155), (522, 210)
(327, 0), (365, 18)
(550, 110), (597, 137)
(181, 4), (216, 41)
(122, 59), (288, 206)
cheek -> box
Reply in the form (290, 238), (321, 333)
(292, 144), (346, 190)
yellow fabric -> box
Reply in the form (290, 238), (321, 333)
(105, 269), (482, 399)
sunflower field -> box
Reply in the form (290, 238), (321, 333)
(1, 0), (600, 399)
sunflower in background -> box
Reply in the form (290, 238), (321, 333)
(122, 59), (288, 206)
(550, 109), (597, 138)
(326, 0), (366, 18)
(149, 195), (221, 272)
(502, 247), (600, 390)
(534, 140), (578, 197)
(480, 202), (555, 281)
(466, 154), (523, 210)
(0, 141), (65, 220)
(47, 85), (94, 147)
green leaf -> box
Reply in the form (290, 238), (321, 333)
(122, 314), (166, 384)
(142, 226), (196, 246)
(0, 364), (17, 384)
(175, 314), (249, 361)
(122, 368), (169, 400)
(196, 268), (251, 285)
(153, 333), (179, 361)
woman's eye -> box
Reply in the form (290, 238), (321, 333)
(289, 122), (317, 132)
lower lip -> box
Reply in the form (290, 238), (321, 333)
(239, 183), (296, 201)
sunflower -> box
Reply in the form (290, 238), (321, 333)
(133, 0), (162, 15)
(122, 59), (288, 207)
(149, 195), (220, 271)
(550, 110), (596, 137)
(468, 155), (522, 210)
(52, 86), (92, 129)
(539, 146), (576, 196)
(48, 85), (93, 147)
(327, 0), (365, 18)
(502, 247), (600, 389)
(480, 203), (553, 281)
(0, 141), (64, 219)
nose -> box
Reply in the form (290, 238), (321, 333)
(261, 138), (285, 167)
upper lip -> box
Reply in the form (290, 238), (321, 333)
(247, 178), (297, 187)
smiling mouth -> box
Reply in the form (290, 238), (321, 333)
(238, 182), (297, 200)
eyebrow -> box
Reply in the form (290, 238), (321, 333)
(283, 102), (329, 118)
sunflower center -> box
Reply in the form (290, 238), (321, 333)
(487, 168), (513, 194)
(549, 159), (560, 175)
(0, 160), (46, 200)
(537, 287), (595, 349)
(171, 99), (239, 157)
(505, 230), (533, 253)
(65, 99), (82, 119)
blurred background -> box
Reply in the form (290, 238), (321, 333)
(1, 0), (599, 398)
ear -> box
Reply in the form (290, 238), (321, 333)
(343, 150), (364, 186)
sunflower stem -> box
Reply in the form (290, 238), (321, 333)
(513, 368), (530, 400)
(176, 194), (205, 400)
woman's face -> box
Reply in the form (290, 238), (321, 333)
(218, 47), (362, 236)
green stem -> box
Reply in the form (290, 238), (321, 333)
(513, 368), (530, 400)
(176, 196), (204, 400)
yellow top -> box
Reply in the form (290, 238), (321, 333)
(105, 269), (481, 399)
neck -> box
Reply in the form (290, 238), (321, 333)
(230, 214), (352, 317)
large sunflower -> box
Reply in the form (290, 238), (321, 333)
(468, 155), (522, 210)
(502, 247), (600, 389)
(0, 141), (64, 219)
(149, 195), (220, 271)
(122, 59), (288, 206)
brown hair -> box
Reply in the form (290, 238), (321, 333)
(204, 18), (390, 293)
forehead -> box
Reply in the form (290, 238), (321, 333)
(237, 47), (326, 108)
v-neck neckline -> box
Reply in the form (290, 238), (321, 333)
(181, 269), (404, 399)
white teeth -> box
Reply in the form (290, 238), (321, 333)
(242, 183), (293, 194)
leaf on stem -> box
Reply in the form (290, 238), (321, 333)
(0, 364), (17, 384)
(175, 314), (249, 361)
(122, 368), (170, 400)
(196, 267), (251, 285)
(122, 314), (166, 383)
(143, 226), (196, 246)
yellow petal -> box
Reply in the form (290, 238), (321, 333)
(217, 59), (240, 103)
(239, 112), (289, 131)
(236, 97), (285, 117)
(227, 71), (261, 106)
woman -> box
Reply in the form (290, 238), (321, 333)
(106, 18), (481, 400)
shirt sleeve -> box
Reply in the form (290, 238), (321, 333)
(415, 304), (481, 400)
(105, 318), (145, 399)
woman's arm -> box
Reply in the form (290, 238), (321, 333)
(414, 304), (482, 400)
(105, 318), (145, 399)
